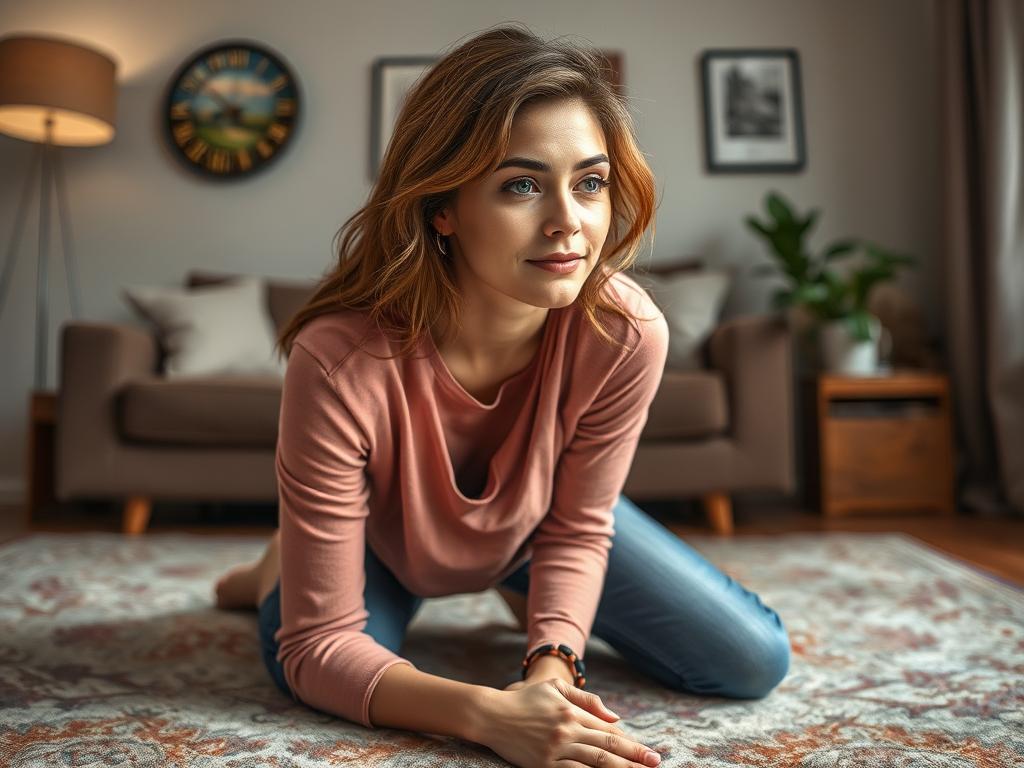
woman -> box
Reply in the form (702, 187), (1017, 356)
(214, 23), (790, 768)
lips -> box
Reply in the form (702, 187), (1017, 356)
(528, 253), (583, 263)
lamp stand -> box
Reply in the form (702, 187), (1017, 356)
(0, 115), (83, 391)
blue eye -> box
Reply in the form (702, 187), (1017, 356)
(503, 175), (611, 197)
(579, 176), (611, 194)
(509, 178), (536, 195)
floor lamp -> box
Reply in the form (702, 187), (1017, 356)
(0, 35), (117, 391)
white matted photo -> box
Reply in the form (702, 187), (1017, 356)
(700, 48), (806, 173)
(370, 56), (438, 179)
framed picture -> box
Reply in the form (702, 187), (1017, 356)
(370, 51), (625, 180)
(370, 56), (438, 179)
(700, 48), (806, 173)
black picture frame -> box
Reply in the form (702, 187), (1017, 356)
(370, 56), (439, 180)
(700, 48), (806, 173)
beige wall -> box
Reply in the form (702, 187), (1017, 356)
(0, 0), (941, 503)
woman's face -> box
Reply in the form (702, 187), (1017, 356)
(433, 96), (613, 311)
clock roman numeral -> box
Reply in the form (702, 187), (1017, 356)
(228, 49), (249, 68)
(236, 149), (253, 171)
(267, 122), (289, 143)
(172, 122), (195, 145)
(206, 148), (231, 173)
(185, 138), (210, 163)
(170, 101), (191, 120)
(254, 56), (269, 76)
(268, 74), (287, 92)
(256, 139), (273, 159)
(274, 98), (295, 117)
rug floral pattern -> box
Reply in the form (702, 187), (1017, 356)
(0, 531), (1021, 767)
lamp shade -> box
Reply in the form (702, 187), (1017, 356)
(0, 35), (117, 146)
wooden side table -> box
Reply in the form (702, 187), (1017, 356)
(802, 369), (956, 516)
(26, 390), (58, 529)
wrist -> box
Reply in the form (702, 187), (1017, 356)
(465, 685), (502, 745)
(524, 653), (577, 685)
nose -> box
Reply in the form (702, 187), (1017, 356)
(543, 187), (582, 239)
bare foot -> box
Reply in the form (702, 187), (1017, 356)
(214, 562), (261, 609)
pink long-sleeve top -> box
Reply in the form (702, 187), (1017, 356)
(273, 270), (669, 728)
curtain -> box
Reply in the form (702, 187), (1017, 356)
(937, 0), (1024, 517)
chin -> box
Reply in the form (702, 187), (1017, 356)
(544, 284), (585, 308)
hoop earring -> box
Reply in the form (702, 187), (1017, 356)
(434, 230), (448, 257)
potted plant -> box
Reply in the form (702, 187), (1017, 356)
(744, 190), (916, 375)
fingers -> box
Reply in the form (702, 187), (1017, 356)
(560, 727), (662, 768)
(573, 709), (641, 747)
(558, 682), (620, 722)
(567, 704), (658, 765)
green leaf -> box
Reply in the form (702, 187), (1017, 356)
(798, 209), (820, 238)
(822, 239), (859, 261)
(793, 282), (829, 304)
(766, 192), (795, 225)
(845, 310), (874, 342)
(744, 215), (772, 239)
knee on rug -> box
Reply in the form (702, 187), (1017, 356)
(666, 623), (791, 700)
(709, 625), (791, 699)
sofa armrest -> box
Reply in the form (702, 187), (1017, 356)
(706, 313), (796, 492)
(56, 322), (159, 499)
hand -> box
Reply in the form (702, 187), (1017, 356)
(479, 678), (661, 768)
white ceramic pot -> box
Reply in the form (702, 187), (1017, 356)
(819, 316), (891, 375)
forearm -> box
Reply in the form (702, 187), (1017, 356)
(367, 661), (496, 743)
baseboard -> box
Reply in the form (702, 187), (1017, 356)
(0, 477), (23, 506)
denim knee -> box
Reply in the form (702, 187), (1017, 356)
(715, 623), (791, 699)
(257, 580), (293, 698)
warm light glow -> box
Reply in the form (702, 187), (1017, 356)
(0, 104), (114, 146)
(0, 34), (118, 147)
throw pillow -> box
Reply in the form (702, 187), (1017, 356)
(122, 275), (286, 379)
(632, 268), (733, 370)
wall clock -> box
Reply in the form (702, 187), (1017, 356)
(165, 40), (300, 179)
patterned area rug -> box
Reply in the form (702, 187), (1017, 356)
(0, 531), (1021, 767)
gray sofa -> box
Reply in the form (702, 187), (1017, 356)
(55, 267), (795, 536)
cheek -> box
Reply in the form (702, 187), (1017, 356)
(581, 202), (613, 240)
(470, 206), (535, 253)
(460, 197), (524, 245)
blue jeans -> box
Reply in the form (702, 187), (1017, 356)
(258, 494), (790, 700)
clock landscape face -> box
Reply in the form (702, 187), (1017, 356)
(167, 44), (299, 177)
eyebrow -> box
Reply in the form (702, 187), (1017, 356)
(495, 153), (610, 173)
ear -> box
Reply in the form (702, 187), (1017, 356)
(432, 207), (455, 237)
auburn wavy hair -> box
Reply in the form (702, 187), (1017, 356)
(275, 22), (658, 362)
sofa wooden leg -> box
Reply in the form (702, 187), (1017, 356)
(123, 496), (152, 535)
(702, 492), (734, 535)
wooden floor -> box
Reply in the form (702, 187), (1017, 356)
(3, 499), (1023, 589)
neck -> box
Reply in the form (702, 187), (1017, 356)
(432, 307), (548, 369)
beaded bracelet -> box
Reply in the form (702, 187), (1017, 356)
(521, 642), (587, 689)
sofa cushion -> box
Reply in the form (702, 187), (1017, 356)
(641, 369), (729, 440)
(631, 268), (733, 371)
(123, 276), (286, 379)
(187, 270), (317, 334)
(118, 374), (282, 447)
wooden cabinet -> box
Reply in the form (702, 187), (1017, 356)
(802, 370), (956, 516)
